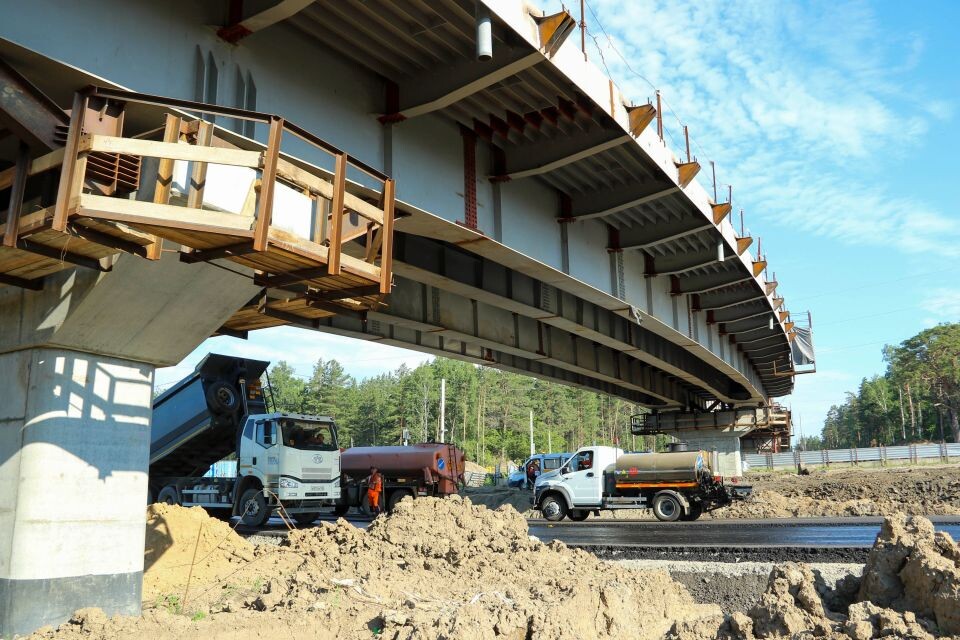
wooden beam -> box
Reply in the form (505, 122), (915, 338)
(626, 104), (656, 137)
(379, 178), (395, 294)
(147, 114), (182, 260)
(52, 91), (89, 232)
(3, 143), (29, 247)
(0, 147), (64, 191)
(253, 117), (283, 252)
(76, 193), (254, 236)
(178, 241), (256, 263)
(66, 223), (148, 258)
(16, 238), (111, 272)
(736, 236), (753, 255)
(675, 161), (700, 188)
(186, 120), (214, 209)
(326, 152), (347, 275)
(0, 271), (44, 290)
(81, 133), (262, 168)
(711, 202), (731, 225)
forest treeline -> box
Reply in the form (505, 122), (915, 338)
(803, 323), (959, 450)
(264, 357), (663, 465)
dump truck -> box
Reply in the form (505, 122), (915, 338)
(150, 353), (341, 527)
(532, 445), (751, 522)
(334, 443), (465, 514)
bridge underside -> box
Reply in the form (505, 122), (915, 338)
(0, 2), (812, 634)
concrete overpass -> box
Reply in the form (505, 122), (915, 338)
(0, 0), (812, 634)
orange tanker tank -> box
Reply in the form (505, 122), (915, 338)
(340, 443), (465, 495)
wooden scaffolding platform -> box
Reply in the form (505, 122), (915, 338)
(0, 87), (395, 327)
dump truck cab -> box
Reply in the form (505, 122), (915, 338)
(533, 445), (750, 522)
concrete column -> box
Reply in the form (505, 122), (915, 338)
(0, 348), (153, 637)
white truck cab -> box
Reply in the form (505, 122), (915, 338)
(236, 413), (341, 523)
(534, 446), (622, 521)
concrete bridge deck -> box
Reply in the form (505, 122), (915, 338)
(0, 0), (813, 634)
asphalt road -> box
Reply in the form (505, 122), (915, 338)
(526, 516), (960, 549)
(243, 515), (960, 554)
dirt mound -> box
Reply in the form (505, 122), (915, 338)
(32, 496), (719, 640)
(716, 467), (960, 519)
(667, 515), (957, 640)
(142, 503), (254, 603)
(460, 486), (533, 515)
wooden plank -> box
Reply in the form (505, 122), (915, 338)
(147, 114), (182, 260)
(80, 133), (262, 168)
(0, 270), (44, 290)
(379, 178), (395, 294)
(0, 147), (64, 191)
(179, 241), (255, 262)
(16, 238), (110, 272)
(53, 92), (89, 232)
(327, 152), (347, 275)
(186, 121), (214, 209)
(76, 194), (254, 236)
(253, 118), (284, 252)
(275, 157), (385, 226)
(3, 143), (29, 247)
(268, 232), (380, 280)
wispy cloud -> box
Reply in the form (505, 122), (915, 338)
(549, 0), (957, 257)
(920, 288), (960, 320)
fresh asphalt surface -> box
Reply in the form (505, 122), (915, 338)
(241, 514), (960, 551)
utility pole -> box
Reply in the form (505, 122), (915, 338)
(548, 428), (552, 453)
(529, 410), (535, 456)
(439, 378), (446, 443)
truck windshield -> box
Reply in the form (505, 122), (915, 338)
(280, 419), (337, 451)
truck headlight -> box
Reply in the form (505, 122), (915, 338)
(279, 478), (299, 489)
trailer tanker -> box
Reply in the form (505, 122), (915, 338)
(336, 443), (465, 514)
(534, 446), (751, 522)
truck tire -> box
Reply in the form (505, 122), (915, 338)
(157, 485), (180, 505)
(387, 489), (412, 512)
(239, 488), (270, 527)
(652, 492), (682, 522)
(540, 494), (568, 522)
(206, 382), (239, 414)
(333, 503), (351, 518)
(292, 512), (320, 526)
(568, 510), (590, 522)
(681, 503), (703, 521)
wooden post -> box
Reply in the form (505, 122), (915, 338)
(3, 142), (29, 247)
(145, 114), (184, 260)
(379, 178), (395, 294)
(186, 120), (213, 209)
(253, 117), (284, 252)
(326, 152), (347, 275)
(52, 91), (90, 232)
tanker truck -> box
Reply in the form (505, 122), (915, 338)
(532, 446), (751, 522)
(334, 443), (465, 515)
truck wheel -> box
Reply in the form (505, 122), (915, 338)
(206, 382), (239, 414)
(239, 488), (270, 527)
(292, 512), (320, 526)
(681, 503), (703, 521)
(568, 510), (590, 522)
(332, 504), (351, 518)
(387, 489), (412, 512)
(652, 492), (682, 522)
(540, 494), (568, 522)
(157, 486), (179, 505)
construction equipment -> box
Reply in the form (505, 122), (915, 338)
(532, 446), (751, 522)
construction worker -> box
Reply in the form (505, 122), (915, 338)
(366, 466), (383, 516)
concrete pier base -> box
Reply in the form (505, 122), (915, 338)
(0, 349), (154, 637)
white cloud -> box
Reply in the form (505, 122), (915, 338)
(551, 0), (957, 257)
(920, 288), (960, 320)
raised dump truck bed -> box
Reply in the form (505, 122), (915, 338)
(150, 354), (268, 479)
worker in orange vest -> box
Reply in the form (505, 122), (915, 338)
(366, 466), (383, 516)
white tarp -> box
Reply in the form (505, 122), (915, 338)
(791, 326), (815, 365)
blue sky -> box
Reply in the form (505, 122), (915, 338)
(159, 0), (959, 437)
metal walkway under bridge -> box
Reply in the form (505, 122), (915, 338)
(0, 2), (815, 633)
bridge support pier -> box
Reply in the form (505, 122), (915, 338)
(0, 347), (154, 637)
